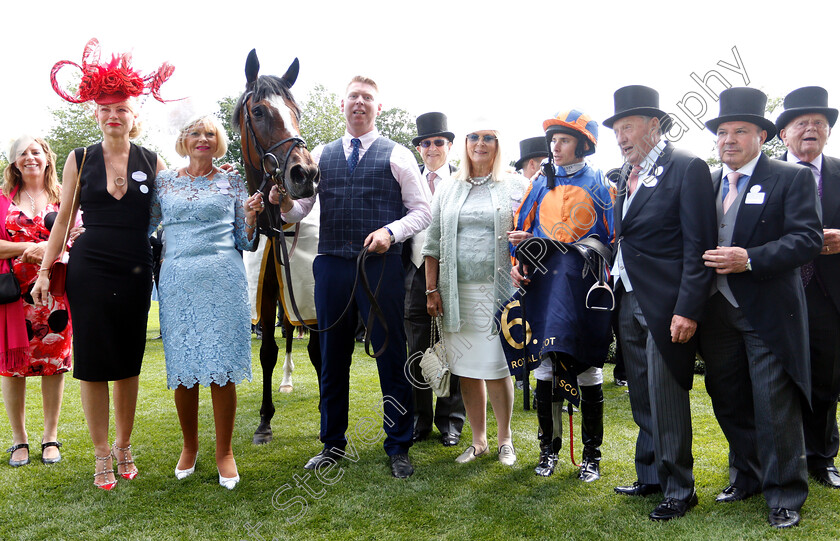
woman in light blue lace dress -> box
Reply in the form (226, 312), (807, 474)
(150, 115), (264, 489)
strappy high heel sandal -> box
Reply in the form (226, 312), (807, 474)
(94, 453), (117, 490)
(112, 443), (138, 480)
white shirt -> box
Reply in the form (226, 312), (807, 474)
(612, 139), (667, 292)
(281, 128), (431, 243)
(411, 163), (451, 267)
(786, 151), (823, 187)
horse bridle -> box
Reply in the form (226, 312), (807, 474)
(240, 90), (307, 200)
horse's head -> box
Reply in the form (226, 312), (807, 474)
(233, 49), (320, 200)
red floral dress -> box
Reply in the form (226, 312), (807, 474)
(0, 202), (72, 377)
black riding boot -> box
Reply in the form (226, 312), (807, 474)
(578, 383), (604, 482)
(535, 379), (561, 476)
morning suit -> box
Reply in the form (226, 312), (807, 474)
(404, 163), (465, 438)
(614, 141), (717, 500)
(780, 151), (840, 471)
(700, 153), (823, 510)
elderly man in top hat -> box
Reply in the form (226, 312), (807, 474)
(515, 137), (550, 180)
(776, 86), (840, 490)
(405, 112), (465, 447)
(606, 85), (717, 521)
(699, 87), (823, 528)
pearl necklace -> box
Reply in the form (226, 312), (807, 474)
(467, 174), (492, 186)
(22, 188), (45, 215)
(184, 165), (215, 180)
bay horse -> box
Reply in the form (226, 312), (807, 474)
(233, 49), (321, 444)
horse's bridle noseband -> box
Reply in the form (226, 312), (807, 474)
(241, 90), (307, 198)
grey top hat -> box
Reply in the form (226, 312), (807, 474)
(775, 86), (838, 132)
(603, 85), (672, 131)
(705, 87), (776, 140)
(515, 137), (550, 170)
(412, 112), (455, 146)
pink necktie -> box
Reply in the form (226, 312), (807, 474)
(723, 171), (741, 213)
(427, 171), (436, 195)
(628, 165), (642, 195)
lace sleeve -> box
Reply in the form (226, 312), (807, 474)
(230, 172), (253, 251)
(149, 170), (165, 236)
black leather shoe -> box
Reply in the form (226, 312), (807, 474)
(768, 508), (800, 529)
(614, 481), (662, 496)
(649, 491), (698, 521)
(390, 453), (414, 478)
(303, 448), (343, 470)
(812, 466), (840, 488)
(411, 430), (430, 444)
(440, 433), (460, 447)
(534, 449), (558, 477)
(578, 456), (600, 483)
(715, 484), (755, 503)
(6, 443), (30, 467)
(40, 441), (62, 464)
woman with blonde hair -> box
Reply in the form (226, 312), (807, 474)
(150, 114), (263, 489)
(33, 38), (174, 490)
(423, 124), (526, 465)
(0, 135), (78, 467)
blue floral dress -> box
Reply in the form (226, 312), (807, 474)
(150, 169), (253, 389)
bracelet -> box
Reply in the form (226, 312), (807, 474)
(245, 219), (256, 229)
(38, 267), (50, 274)
(424, 288), (438, 296)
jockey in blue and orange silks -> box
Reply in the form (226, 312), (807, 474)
(508, 109), (614, 482)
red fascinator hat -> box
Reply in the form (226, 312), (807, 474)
(50, 38), (176, 105)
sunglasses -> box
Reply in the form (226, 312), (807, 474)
(466, 134), (497, 143)
(419, 138), (448, 148)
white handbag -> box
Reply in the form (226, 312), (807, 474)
(419, 316), (451, 398)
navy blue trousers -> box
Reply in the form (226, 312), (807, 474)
(313, 253), (413, 456)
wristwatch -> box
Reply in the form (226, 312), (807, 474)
(384, 227), (396, 244)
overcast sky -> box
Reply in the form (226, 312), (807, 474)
(3, 0), (839, 171)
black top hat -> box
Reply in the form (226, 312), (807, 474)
(515, 137), (550, 170)
(603, 85), (672, 131)
(775, 86), (838, 132)
(705, 87), (776, 140)
(412, 112), (455, 146)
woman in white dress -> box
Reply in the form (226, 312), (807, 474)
(423, 124), (526, 465)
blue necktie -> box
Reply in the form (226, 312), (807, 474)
(347, 138), (361, 175)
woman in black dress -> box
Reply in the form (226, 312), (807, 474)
(32, 39), (173, 490)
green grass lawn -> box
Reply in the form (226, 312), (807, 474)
(1, 302), (839, 540)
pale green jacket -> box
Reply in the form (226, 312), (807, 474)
(421, 174), (527, 332)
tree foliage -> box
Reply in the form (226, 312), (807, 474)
(377, 107), (421, 163)
(45, 103), (101, 174)
(299, 84), (344, 150)
(215, 95), (244, 176)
